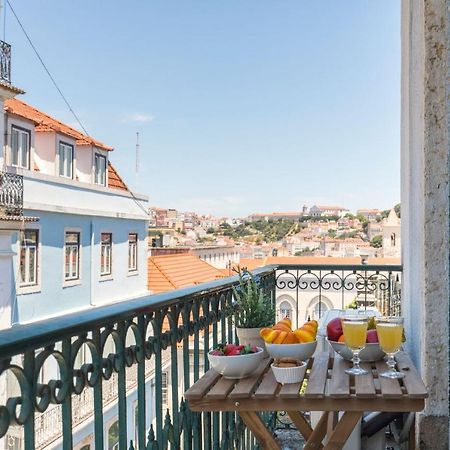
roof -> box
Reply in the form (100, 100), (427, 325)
(237, 256), (401, 271)
(313, 205), (348, 211)
(107, 162), (128, 191)
(148, 254), (226, 293)
(4, 98), (113, 151)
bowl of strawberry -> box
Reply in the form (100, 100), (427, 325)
(326, 317), (386, 362)
(208, 343), (264, 379)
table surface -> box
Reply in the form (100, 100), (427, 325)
(185, 351), (428, 413)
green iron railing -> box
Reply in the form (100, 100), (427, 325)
(0, 263), (401, 450)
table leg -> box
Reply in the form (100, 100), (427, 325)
(304, 411), (328, 450)
(239, 411), (281, 450)
(327, 411), (338, 437)
(286, 411), (313, 441)
(323, 412), (362, 450)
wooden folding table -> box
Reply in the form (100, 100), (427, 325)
(185, 351), (427, 450)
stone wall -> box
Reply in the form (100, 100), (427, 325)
(401, 0), (450, 447)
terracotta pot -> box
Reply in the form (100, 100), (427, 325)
(236, 327), (267, 356)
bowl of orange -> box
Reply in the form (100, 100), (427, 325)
(260, 318), (318, 361)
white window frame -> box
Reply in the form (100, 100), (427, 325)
(100, 232), (112, 277)
(58, 141), (74, 179)
(94, 153), (107, 186)
(128, 233), (138, 273)
(11, 125), (30, 169)
(17, 226), (42, 295)
(63, 229), (82, 287)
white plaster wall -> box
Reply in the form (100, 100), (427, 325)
(34, 132), (57, 175)
(76, 146), (93, 183)
(21, 171), (148, 220)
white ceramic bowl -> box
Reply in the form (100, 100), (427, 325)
(265, 341), (317, 361)
(207, 347), (265, 379)
(328, 340), (386, 362)
(271, 361), (307, 385)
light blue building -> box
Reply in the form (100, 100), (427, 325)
(2, 98), (150, 325)
(0, 93), (157, 450)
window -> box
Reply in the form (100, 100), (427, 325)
(100, 233), (112, 275)
(108, 421), (119, 450)
(65, 232), (80, 281)
(95, 154), (106, 186)
(19, 230), (38, 286)
(278, 301), (292, 322)
(11, 126), (30, 169)
(128, 233), (138, 272)
(59, 142), (73, 178)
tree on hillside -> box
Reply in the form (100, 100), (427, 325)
(371, 235), (383, 248)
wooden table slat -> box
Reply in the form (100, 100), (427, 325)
(354, 363), (377, 398)
(329, 357), (351, 398)
(304, 352), (330, 398)
(254, 366), (279, 399)
(278, 362), (308, 398)
(395, 352), (428, 398)
(375, 360), (404, 398)
(184, 369), (221, 400)
(205, 376), (238, 400)
(229, 358), (272, 399)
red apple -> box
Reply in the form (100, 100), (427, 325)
(327, 317), (343, 342)
(366, 329), (379, 343)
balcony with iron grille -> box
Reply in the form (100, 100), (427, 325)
(0, 263), (403, 449)
(0, 171), (23, 219)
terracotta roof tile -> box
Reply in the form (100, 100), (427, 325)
(4, 98), (113, 151)
(148, 254), (225, 293)
(107, 162), (128, 191)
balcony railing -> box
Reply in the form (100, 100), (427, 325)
(0, 263), (402, 450)
(0, 171), (23, 217)
(0, 40), (11, 84)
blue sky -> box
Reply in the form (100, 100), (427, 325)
(6, 1), (400, 217)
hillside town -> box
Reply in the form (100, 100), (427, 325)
(148, 204), (401, 274)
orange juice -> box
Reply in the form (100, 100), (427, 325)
(376, 323), (403, 353)
(342, 320), (367, 350)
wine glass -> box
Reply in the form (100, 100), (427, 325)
(375, 316), (404, 379)
(341, 314), (368, 375)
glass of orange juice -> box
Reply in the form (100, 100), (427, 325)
(341, 314), (369, 375)
(375, 316), (404, 379)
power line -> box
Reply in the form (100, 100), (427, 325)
(6, 0), (89, 136)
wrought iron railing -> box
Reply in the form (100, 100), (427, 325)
(0, 263), (401, 450)
(0, 171), (23, 216)
(0, 40), (11, 84)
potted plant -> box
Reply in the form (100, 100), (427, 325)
(232, 268), (275, 350)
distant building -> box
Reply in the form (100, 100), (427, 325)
(382, 209), (401, 258)
(367, 222), (383, 240)
(309, 205), (349, 218)
(319, 238), (372, 258)
(356, 209), (381, 221)
(191, 245), (240, 269)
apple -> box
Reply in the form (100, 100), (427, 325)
(366, 329), (379, 343)
(327, 317), (343, 342)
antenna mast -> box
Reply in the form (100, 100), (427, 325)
(135, 131), (140, 174)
